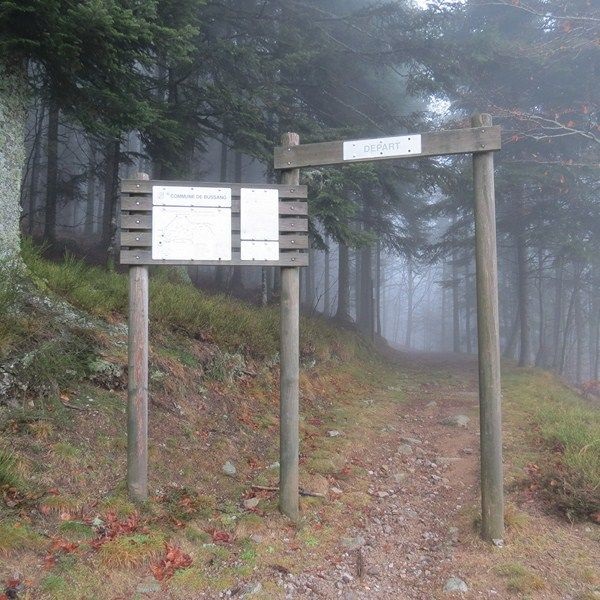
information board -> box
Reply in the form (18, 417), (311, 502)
(152, 186), (232, 261)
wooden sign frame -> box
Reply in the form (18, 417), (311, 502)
(274, 117), (505, 544)
(119, 175), (310, 507)
(119, 180), (309, 267)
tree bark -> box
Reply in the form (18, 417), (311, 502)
(0, 63), (27, 269)
(452, 249), (460, 353)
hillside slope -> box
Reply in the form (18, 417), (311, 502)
(0, 252), (598, 599)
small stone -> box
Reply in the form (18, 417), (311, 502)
(267, 461), (280, 470)
(341, 535), (366, 550)
(461, 447), (474, 455)
(440, 415), (470, 428)
(377, 491), (389, 498)
(444, 577), (468, 593)
(436, 457), (461, 465)
(327, 430), (341, 437)
(243, 497), (260, 509)
(222, 461), (237, 476)
(398, 444), (413, 455)
(393, 472), (407, 483)
(400, 436), (422, 445)
(241, 582), (262, 597)
(331, 486), (343, 495)
(426, 401), (437, 408)
(137, 579), (161, 594)
(341, 572), (354, 584)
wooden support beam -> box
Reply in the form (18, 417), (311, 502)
(127, 235), (149, 500)
(278, 132), (301, 523)
(472, 114), (504, 543)
(121, 180), (307, 198)
(274, 126), (501, 169)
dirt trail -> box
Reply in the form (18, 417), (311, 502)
(284, 353), (487, 599)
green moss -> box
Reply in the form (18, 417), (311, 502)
(58, 520), (94, 540)
(0, 522), (45, 553)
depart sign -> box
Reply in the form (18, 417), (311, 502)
(343, 134), (422, 160)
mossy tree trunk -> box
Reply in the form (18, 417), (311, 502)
(0, 62), (27, 270)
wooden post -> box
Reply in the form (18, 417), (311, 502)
(127, 172), (150, 502)
(279, 133), (301, 522)
(471, 114), (504, 542)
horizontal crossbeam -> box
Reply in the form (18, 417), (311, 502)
(274, 126), (501, 169)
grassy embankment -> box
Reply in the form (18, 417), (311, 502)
(0, 246), (405, 599)
(0, 246), (598, 599)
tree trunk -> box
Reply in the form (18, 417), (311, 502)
(84, 141), (97, 237)
(323, 238), (331, 317)
(0, 64), (27, 269)
(405, 258), (414, 348)
(559, 267), (580, 375)
(516, 232), (531, 366)
(26, 102), (44, 235)
(335, 241), (352, 322)
(101, 138), (121, 261)
(552, 260), (564, 370)
(503, 307), (520, 359)
(43, 98), (59, 244)
(358, 243), (373, 337)
(307, 246), (316, 312)
(534, 248), (546, 367)
(464, 256), (473, 354)
(452, 250), (460, 353)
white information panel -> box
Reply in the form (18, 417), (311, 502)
(152, 185), (232, 261)
(153, 186), (231, 207)
(343, 134), (421, 161)
(240, 188), (279, 240)
(241, 241), (279, 261)
(240, 188), (279, 261)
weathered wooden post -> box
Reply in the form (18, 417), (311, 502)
(472, 114), (504, 542)
(127, 172), (150, 502)
(279, 132), (301, 522)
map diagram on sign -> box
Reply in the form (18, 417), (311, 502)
(152, 187), (232, 261)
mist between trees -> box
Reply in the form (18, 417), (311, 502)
(11, 0), (598, 384)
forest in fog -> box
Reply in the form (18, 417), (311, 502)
(14, 0), (599, 383)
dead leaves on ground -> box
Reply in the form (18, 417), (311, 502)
(150, 544), (192, 581)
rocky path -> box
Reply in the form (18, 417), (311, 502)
(285, 354), (485, 599)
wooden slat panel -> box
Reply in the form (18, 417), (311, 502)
(120, 249), (308, 267)
(121, 196), (308, 215)
(273, 126), (502, 169)
(121, 180), (307, 198)
(121, 214), (308, 233)
(122, 214), (152, 229)
(121, 232), (309, 250)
